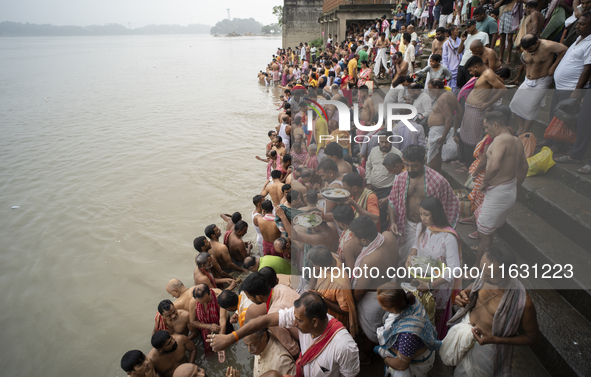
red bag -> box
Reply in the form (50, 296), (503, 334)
(544, 116), (577, 144)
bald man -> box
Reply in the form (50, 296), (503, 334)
(165, 279), (196, 312)
(470, 39), (501, 71)
(172, 363), (205, 377)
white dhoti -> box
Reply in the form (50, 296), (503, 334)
(427, 125), (457, 163)
(384, 350), (436, 377)
(475, 178), (517, 235)
(509, 76), (552, 121)
(440, 313), (493, 376)
(374, 48), (389, 76)
(399, 219), (418, 265)
(357, 291), (385, 343)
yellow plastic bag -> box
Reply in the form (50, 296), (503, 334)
(526, 146), (556, 177)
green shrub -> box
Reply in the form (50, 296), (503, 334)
(310, 37), (323, 48)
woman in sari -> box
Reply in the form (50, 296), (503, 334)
(357, 60), (373, 88)
(374, 282), (441, 377)
(340, 68), (355, 106)
(404, 197), (461, 339)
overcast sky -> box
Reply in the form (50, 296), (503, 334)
(0, 0), (282, 27)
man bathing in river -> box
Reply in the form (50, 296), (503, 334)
(222, 220), (252, 264)
(204, 224), (245, 273)
(194, 252), (236, 291)
(165, 279), (196, 312)
(121, 350), (158, 377)
(193, 236), (234, 280)
(154, 299), (197, 340)
(148, 331), (197, 377)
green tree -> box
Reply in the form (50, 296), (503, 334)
(210, 18), (263, 35)
(272, 5), (283, 26)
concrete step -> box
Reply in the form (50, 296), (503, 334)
(545, 162), (591, 201)
(451, 203), (591, 377)
(441, 162), (591, 320)
(519, 175), (591, 252)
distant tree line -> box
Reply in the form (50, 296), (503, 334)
(261, 23), (282, 34)
(210, 18), (263, 35)
(0, 21), (211, 36)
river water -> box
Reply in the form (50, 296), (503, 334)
(0, 34), (283, 377)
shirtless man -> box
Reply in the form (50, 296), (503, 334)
(523, 1), (545, 36)
(348, 215), (399, 364)
(165, 279), (196, 312)
(443, 247), (539, 376)
(331, 204), (363, 270)
(388, 145), (459, 263)
(193, 236), (233, 280)
(316, 158), (345, 214)
(358, 85), (375, 128)
(290, 168), (312, 201)
(427, 79), (463, 173)
(272, 136), (287, 158)
(224, 220), (252, 263)
(509, 34), (567, 134)
(204, 224), (245, 273)
(291, 117), (305, 142)
(220, 212), (241, 232)
(194, 252), (236, 290)
(469, 39), (501, 71)
(171, 364), (206, 377)
(391, 52), (408, 82)
(121, 350), (158, 377)
(325, 142), (352, 175)
(474, 110), (528, 267)
(255, 200), (282, 256)
(277, 206), (340, 255)
(156, 300), (197, 340)
(432, 27), (447, 56)
(375, 32), (391, 78)
(460, 56), (507, 158)
(148, 331), (197, 377)
(261, 170), (285, 206)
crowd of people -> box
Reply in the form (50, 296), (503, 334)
(118, 2), (591, 376)
(260, 0), (591, 175)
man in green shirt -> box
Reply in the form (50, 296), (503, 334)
(243, 255), (294, 275)
(474, 6), (498, 48)
(358, 45), (369, 69)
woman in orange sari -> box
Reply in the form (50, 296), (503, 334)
(356, 60), (373, 88)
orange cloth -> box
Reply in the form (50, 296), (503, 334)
(315, 255), (358, 338)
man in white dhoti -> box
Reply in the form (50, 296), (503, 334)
(474, 111), (529, 268)
(374, 32), (391, 79)
(508, 34), (568, 135)
(440, 247), (539, 377)
(349, 216), (399, 365)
